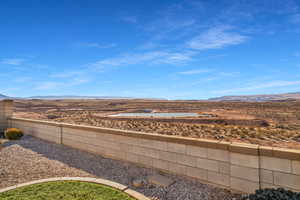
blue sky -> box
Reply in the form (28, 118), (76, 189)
(1, 0), (300, 99)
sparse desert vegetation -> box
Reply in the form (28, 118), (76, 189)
(13, 99), (300, 149)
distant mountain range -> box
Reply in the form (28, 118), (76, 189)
(28, 95), (135, 100)
(0, 94), (8, 99)
(0, 94), (165, 100)
(1, 92), (300, 102)
(209, 92), (300, 102)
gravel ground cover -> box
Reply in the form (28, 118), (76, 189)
(0, 136), (241, 200)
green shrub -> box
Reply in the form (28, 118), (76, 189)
(243, 188), (300, 200)
(4, 128), (23, 140)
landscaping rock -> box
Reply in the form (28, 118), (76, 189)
(132, 179), (144, 188)
(147, 174), (174, 187)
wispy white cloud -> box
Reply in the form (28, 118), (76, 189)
(35, 77), (90, 90)
(178, 69), (211, 75)
(187, 26), (248, 50)
(69, 78), (90, 86)
(49, 69), (92, 89)
(35, 82), (61, 90)
(89, 51), (195, 70)
(76, 42), (116, 49)
(1, 58), (26, 65)
(214, 80), (300, 94)
(50, 70), (85, 78)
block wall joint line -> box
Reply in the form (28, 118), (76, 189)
(60, 123), (63, 145)
(258, 146), (262, 190)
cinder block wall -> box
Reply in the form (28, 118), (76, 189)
(9, 117), (300, 193)
(0, 100), (13, 132)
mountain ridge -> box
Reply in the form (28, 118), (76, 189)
(209, 92), (300, 102)
(1, 92), (300, 101)
(0, 93), (8, 99)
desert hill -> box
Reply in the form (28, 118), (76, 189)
(209, 92), (300, 102)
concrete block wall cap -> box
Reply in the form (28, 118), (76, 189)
(259, 146), (273, 157)
(217, 141), (231, 150)
(229, 142), (259, 156)
(259, 146), (300, 160)
(272, 147), (300, 161)
(0, 177), (150, 200)
(10, 117), (61, 126)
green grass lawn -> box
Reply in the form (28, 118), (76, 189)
(0, 181), (136, 200)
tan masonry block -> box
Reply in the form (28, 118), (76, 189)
(260, 169), (273, 184)
(89, 137), (108, 148)
(231, 165), (259, 182)
(186, 145), (207, 158)
(151, 140), (168, 151)
(63, 133), (94, 144)
(230, 177), (259, 193)
(186, 166), (208, 181)
(168, 162), (187, 175)
(230, 153), (259, 168)
(123, 144), (137, 154)
(137, 138), (155, 149)
(229, 142), (259, 156)
(120, 136), (138, 145)
(207, 148), (229, 162)
(176, 154), (197, 167)
(152, 159), (169, 171)
(167, 142), (186, 154)
(111, 134), (128, 143)
(132, 146), (159, 159)
(138, 155), (153, 167)
(126, 153), (139, 163)
(272, 147), (300, 161)
(37, 134), (60, 143)
(207, 171), (230, 187)
(63, 128), (96, 138)
(96, 132), (117, 142)
(119, 143), (130, 152)
(197, 158), (219, 172)
(292, 160), (300, 175)
(85, 144), (98, 154)
(105, 148), (126, 160)
(63, 139), (86, 150)
(88, 144), (106, 155)
(159, 151), (177, 162)
(100, 140), (121, 151)
(143, 148), (160, 159)
(219, 161), (230, 174)
(273, 171), (300, 190)
(260, 182), (277, 190)
(260, 156), (292, 173)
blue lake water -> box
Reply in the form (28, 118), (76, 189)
(110, 112), (199, 117)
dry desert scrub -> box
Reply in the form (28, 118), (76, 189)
(48, 111), (300, 149)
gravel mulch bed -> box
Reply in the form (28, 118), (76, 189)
(0, 136), (241, 200)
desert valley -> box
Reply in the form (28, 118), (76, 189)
(12, 93), (300, 150)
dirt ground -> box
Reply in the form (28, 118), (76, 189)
(13, 99), (300, 149)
